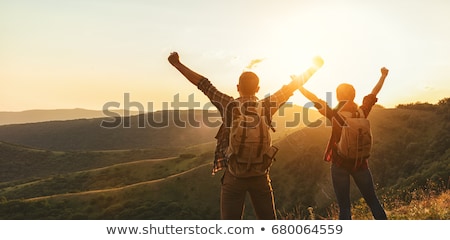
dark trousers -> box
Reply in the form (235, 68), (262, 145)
(220, 169), (276, 220)
(331, 162), (388, 220)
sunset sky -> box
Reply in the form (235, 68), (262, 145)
(1, 0), (449, 112)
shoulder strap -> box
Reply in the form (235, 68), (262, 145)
(257, 102), (265, 157)
(225, 100), (238, 128)
(261, 100), (275, 132)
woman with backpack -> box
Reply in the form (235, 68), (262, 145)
(296, 67), (389, 220)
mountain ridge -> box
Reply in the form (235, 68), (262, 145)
(0, 108), (141, 126)
(0, 105), (320, 151)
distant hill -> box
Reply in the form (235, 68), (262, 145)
(0, 105), (320, 151)
(0, 110), (218, 151)
(0, 108), (140, 126)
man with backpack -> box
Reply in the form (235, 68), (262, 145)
(296, 67), (389, 220)
(168, 51), (323, 219)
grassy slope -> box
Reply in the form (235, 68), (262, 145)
(0, 155), (212, 200)
(0, 107), (448, 219)
(0, 141), (179, 183)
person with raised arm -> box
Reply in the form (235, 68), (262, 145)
(168, 52), (323, 219)
(297, 67), (389, 220)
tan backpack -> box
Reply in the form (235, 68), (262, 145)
(337, 108), (373, 161)
(226, 100), (278, 177)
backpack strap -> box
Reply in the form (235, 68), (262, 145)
(256, 102), (265, 157)
(225, 100), (238, 128)
(225, 100), (244, 157)
(262, 100), (275, 132)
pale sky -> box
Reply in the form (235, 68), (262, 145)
(1, 0), (449, 112)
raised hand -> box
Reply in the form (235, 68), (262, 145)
(291, 56), (324, 87)
(312, 56), (324, 69)
(168, 52), (181, 66)
(167, 51), (205, 86)
(381, 67), (389, 77)
(371, 67), (389, 96)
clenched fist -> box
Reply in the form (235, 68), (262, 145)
(168, 52), (181, 66)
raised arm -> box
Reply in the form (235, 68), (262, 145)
(294, 58), (331, 119)
(290, 56), (324, 102)
(265, 56), (324, 116)
(371, 67), (389, 96)
(168, 52), (205, 86)
(290, 56), (324, 87)
(298, 85), (333, 120)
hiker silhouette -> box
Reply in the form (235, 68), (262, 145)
(168, 51), (323, 219)
(297, 67), (389, 220)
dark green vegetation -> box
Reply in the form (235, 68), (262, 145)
(0, 99), (448, 219)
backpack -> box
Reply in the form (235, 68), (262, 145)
(336, 108), (372, 161)
(225, 99), (278, 177)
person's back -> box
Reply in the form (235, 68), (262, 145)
(168, 52), (323, 219)
(334, 83), (373, 168)
(297, 67), (389, 219)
